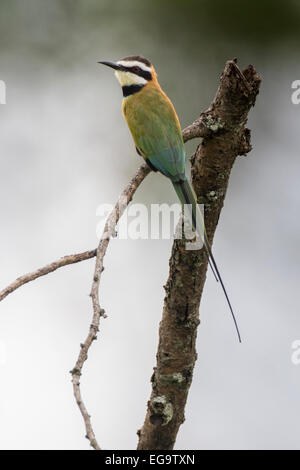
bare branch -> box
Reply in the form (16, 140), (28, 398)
(0, 166), (150, 304)
(70, 162), (151, 449)
(0, 250), (97, 302)
(137, 60), (262, 450)
(0, 163), (151, 449)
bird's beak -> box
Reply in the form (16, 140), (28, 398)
(98, 61), (121, 71)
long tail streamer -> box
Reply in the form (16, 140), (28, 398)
(173, 178), (242, 343)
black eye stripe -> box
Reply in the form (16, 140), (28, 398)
(121, 65), (152, 81)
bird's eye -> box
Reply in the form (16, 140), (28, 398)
(132, 66), (140, 74)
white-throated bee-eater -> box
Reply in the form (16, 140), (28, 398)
(99, 55), (241, 342)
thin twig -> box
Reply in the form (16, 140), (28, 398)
(0, 250), (97, 302)
(70, 162), (151, 449)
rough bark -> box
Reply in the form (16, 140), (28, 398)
(137, 60), (261, 450)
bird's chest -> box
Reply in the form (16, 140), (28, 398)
(122, 92), (153, 125)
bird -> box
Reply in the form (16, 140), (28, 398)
(99, 55), (241, 342)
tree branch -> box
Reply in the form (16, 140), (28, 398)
(137, 60), (261, 450)
(70, 162), (151, 449)
(0, 250), (97, 302)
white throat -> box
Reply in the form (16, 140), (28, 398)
(114, 70), (147, 87)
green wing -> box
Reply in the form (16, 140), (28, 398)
(125, 88), (186, 182)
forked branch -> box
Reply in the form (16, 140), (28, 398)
(137, 60), (261, 450)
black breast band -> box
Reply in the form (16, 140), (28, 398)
(122, 84), (145, 97)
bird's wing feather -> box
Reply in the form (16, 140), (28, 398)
(138, 134), (185, 181)
(124, 86), (186, 181)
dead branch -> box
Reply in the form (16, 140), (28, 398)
(70, 162), (151, 449)
(137, 60), (261, 450)
(0, 250), (97, 302)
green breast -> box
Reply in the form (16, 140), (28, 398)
(123, 85), (186, 181)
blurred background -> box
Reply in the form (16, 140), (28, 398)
(0, 0), (299, 450)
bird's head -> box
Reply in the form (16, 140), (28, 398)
(99, 55), (157, 95)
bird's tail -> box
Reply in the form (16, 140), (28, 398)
(172, 178), (241, 343)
